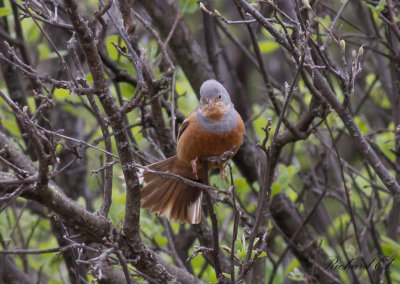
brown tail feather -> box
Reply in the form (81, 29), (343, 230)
(141, 155), (203, 224)
(143, 156), (176, 182)
(141, 179), (171, 209)
(150, 180), (177, 214)
(187, 192), (202, 224)
(140, 180), (159, 199)
(168, 184), (187, 221)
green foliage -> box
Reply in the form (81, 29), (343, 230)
(266, 259), (284, 284)
(0, 215), (10, 241)
(0, 7), (11, 17)
(381, 236), (400, 260)
(179, 0), (198, 14)
(258, 41), (280, 54)
(284, 258), (300, 277)
(106, 35), (127, 61)
(271, 164), (300, 196)
(328, 213), (350, 237)
(175, 68), (197, 115)
(1, 1), (399, 283)
(1, 116), (19, 136)
(374, 0), (386, 13)
(53, 88), (70, 99)
(374, 123), (395, 162)
(22, 18), (41, 43)
(380, 236), (400, 280)
(120, 82), (136, 99)
(258, 29), (281, 54)
(354, 116), (369, 134)
(288, 267), (306, 282)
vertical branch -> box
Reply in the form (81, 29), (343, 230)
(117, 0), (175, 157)
(386, 17), (400, 239)
(68, 38), (114, 217)
(200, 0), (221, 80)
(201, 159), (223, 281)
(63, 0), (141, 237)
(325, 122), (375, 283)
(228, 163), (239, 283)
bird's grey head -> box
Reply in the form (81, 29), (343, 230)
(199, 80), (232, 108)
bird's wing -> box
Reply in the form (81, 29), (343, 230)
(177, 111), (196, 141)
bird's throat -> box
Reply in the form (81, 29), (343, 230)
(200, 102), (230, 121)
(196, 106), (238, 135)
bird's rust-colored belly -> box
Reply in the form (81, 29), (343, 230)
(177, 116), (244, 166)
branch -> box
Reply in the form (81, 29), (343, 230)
(234, 0), (400, 197)
(63, 0), (141, 238)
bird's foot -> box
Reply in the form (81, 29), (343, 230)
(191, 157), (199, 180)
(219, 163), (228, 181)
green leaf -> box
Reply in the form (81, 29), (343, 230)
(375, 0), (386, 12)
(0, 224), (10, 241)
(22, 18), (40, 42)
(38, 43), (50, 60)
(271, 183), (284, 196)
(86, 73), (93, 83)
(257, 251), (267, 258)
(258, 41), (280, 54)
(288, 267), (306, 281)
(272, 164), (300, 196)
(287, 165), (297, 176)
(154, 235), (168, 246)
(222, 273), (231, 279)
(0, 7), (11, 17)
(179, 0), (198, 14)
(381, 236), (400, 259)
(237, 250), (266, 259)
(54, 88), (70, 99)
(237, 251), (247, 259)
(76, 196), (87, 209)
(62, 104), (81, 116)
(284, 258), (300, 277)
(2, 119), (20, 136)
(328, 214), (350, 237)
(106, 35), (127, 61)
(120, 82), (136, 99)
(354, 116), (369, 134)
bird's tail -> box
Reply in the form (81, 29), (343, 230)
(141, 155), (202, 224)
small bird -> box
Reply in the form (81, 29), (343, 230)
(141, 80), (245, 224)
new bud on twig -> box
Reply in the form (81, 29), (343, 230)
(214, 9), (222, 17)
(22, 105), (28, 113)
(358, 46), (364, 56)
(302, 0), (312, 9)
(340, 40), (346, 51)
(199, 2), (206, 12)
(352, 50), (357, 59)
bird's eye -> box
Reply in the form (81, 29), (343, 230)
(202, 97), (207, 103)
(218, 94), (222, 99)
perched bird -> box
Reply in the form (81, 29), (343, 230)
(141, 80), (245, 224)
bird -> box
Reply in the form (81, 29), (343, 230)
(140, 79), (245, 224)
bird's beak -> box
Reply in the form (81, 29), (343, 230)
(208, 100), (216, 108)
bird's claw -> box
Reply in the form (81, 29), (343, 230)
(191, 158), (199, 180)
(219, 164), (228, 181)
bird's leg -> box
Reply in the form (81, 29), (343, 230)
(219, 163), (228, 181)
(191, 157), (199, 180)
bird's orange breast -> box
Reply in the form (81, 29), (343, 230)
(200, 102), (230, 121)
(177, 113), (244, 166)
